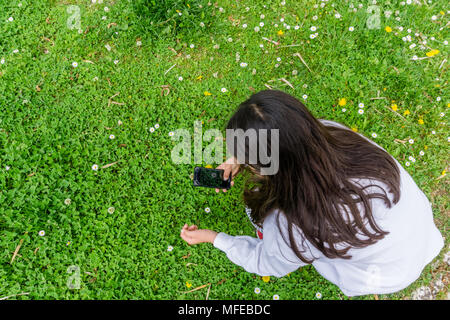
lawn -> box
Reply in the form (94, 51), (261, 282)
(0, 0), (448, 300)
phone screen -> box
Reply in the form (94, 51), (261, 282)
(193, 167), (231, 189)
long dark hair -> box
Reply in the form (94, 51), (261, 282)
(227, 90), (401, 263)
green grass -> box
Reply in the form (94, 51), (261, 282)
(0, 0), (448, 300)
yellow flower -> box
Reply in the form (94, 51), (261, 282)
(351, 127), (358, 132)
(440, 11), (445, 15)
(403, 109), (410, 116)
(205, 164), (213, 168)
(426, 49), (439, 57)
(442, 170), (447, 176)
(424, 145), (428, 150)
(204, 91), (212, 96)
(186, 281), (192, 288)
(391, 104), (398, 111)
(196, 75), (203, 80)
(277, 30), (284, 36)
(187, 3), (190, 8)
(418, 119), (424, 125)
(385, 26), (392, 33)
(338, 98), (347, 106)
(262, 276), (270, 282)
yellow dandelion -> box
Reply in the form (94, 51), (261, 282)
(418, 119), (424, 125)
(338, 98), (347, 106)
(277, 30), (284, 36)
(440, 11), (445, 15)
(424, 145), (428, 150)
(383, 88), (387, 91)
(351, 127), (358, 132)
(205, 164), (213, 168)
(426, 49), (439, 57)
(442, 170), (447, 176)
(403, 109), (410, 116)
(204, 91), (212, 96)
(187, 3), (190, 8)
(186, 281), (192, 288)
(262, 276), (270, 282)
(196, 75), (203, 80)
(385, 26), (392, 33)
(391, 104), (398, 111)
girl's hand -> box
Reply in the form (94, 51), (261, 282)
(215, 156), (240, 193)
(180, 224), (218, 245)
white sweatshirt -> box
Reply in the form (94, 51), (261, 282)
(213, 120), (444, 297)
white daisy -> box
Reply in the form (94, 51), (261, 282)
(260, 14), (265, 19)
(108, 207), (115, 214)
(190, 44), (195, 49)
(358, 103), (365, 108)
(292, 70), (298, 75)
(358, 109), (364, 115)
(227, 37), (233, 42)
(254, 26), (260, 32)
(310, 26), (317, 32)
(240, 62), (248, 68)
(254, 287), (261, 294)
(419, 151), (425, 156)
(72, 62), (78, 68)
(5, 166), (10, 171)
(310, 34), (316, 39)
(259, 22), (264, 27)
(436, 97), (441, 101)
(114, 60), (119, 64)
(316, 292), (322, 299)
(118, 120), (123, 126)
(371, 133), (377, 138)
(169, 131), (175, 137)
(335, 13), (341, 19)
(221, 88), (227, 93)
(302, 94), (308, 100)
(178, 76), (183, 81)
(312, 15), (318, 20)
(38, 230), (45, 237)
(342, 108), (347, 112)
(104, 6), (109, 12)
(273, 294), (280, 300)
(242, 23), (247, 28)
(154, 123), (160, 129)
(136, 40), (142, 46)
(149, 127), (155, 133)
(408, 139), (414, 144)
(92, 164), (99, 171)
(167, 245), (174, 252)
(109, 134), (115, 139)
(0, 58), (5, 64)
(205, 207), (211, 213)
(8, 17), (13, 22)
(349, 26), (355, 32)
(64, 198), (71, 205)
(105, 44), (111, 51)
(405, 161), (411, 167)
(200, 22), (205, 27)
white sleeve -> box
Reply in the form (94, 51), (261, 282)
(213, 211), (311, 277)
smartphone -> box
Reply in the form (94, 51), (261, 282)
(193, 167), (232, 189)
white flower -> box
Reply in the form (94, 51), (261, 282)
(409, 43), (416, 49)
(227, 37), (233, 42)
(408, 139), (414, 144)
(213, 44), (220, 49)
(240, 62), (248, 68)
(205, 207), (211, 213)
(405, 161), (410, 167)
(310, 26), (317, 31)
(5, 165), (10, 171)
(200, 22), (205, 28)
(105, 44), (111, 51)
(219, 7), (224, 12)
(349, 26), (355, 32)
(114, 60), (119, 64)
(167, 245), (174, 252)
(312, 15), (318, 20)
(154, 123), (159, 129)
(38, 230), (45, 237)
(371, 133), (377, 138)
(8, 17), (13, 22)
(431, 15), (437, 21)
(310, 34), (316, 39)
(64, 198), (71, 205)
(260, 14), (265, 19)
(431, 130), (436, 135)
(104, 6), (109, 12)
(242, 23), (247, 28)
(419, 151), (425, 156)
(358, 103), (365, 108)
(190, 44), (195, 49)
(358, 109), (364, 115)
(316, 292), (322, 299)
(292, 70), (298, 75)
(102, 16), (107, 20)
(108, 207), (115, 214)
(439, 112), (444, 117)
(409, 156), (416, 162)
(149, 127), (155, 133)
(72, 62), (78, 68)
(109, 134), (115, 140)
(342, 108), (347, 112)
(254, 287), (261, 294)
(294, 25), (300, 30)
(412, 55), (418, 61)
(92, 164), (99, 171)
(273, 294), (280, 300)
(302, 94), (308, 100)
(254, 26), (260, 32)
(169, 131), (175, 137)
(444, 40), (448, 45)
(0, 58), (5, 64)
(259, 22), (264, 27)
(178, 76), (183, 81)
(221, 88), (227, 93)
(118, 120), (123, 126)
(12, 49), (19, 54)
(335, 13), (341, 19)
(436, 96), (441, 101)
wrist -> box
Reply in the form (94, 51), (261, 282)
(208, 231), (218, 244)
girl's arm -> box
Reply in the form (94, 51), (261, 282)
(180, 211), (311, 277)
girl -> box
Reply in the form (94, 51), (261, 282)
(180, 90), (444, 297)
